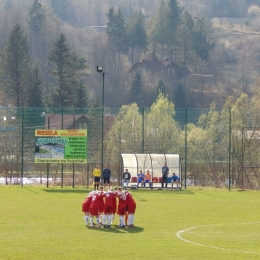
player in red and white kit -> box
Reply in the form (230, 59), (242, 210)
(102, 190), (116, 227)
(82, 191), (94, 226)
(116, 188), (127, 227)
(112, 187), (118, 224)
(98, 189), (104, 225)
(124, 190), (136, 228)
(89, 187), (104, 227)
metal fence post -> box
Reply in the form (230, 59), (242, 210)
(142, 106), (144, 154)
(228, 107), (231, 191)
(47, 117), (50, 188)
(242, 127), (244, 190)
(21, 107), (24, 187)
(184, 108), (187, 189)
(72, 116), (75, 188)
(61, 107), (64, 188)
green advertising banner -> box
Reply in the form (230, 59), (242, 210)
(35, 129), (87, 163)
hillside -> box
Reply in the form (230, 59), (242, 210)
(0, 0), (260, 109)
(212, 18), (260, 37)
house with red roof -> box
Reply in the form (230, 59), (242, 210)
(129, 59), (191, 81)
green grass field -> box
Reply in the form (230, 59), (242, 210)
(1, 186), (260, 260)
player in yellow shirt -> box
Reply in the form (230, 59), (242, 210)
(93, 164), (101, 190)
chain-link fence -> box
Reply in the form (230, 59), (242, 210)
(1, 106), (260, 189)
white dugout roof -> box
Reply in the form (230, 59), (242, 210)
(121, 154), (181, 179)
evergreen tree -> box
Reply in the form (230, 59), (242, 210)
(131, 72), (142, 103)
(166, 0), (183, 81)
(106, 7), (128, 55)
(174, 83), (186, 108)
(68, 52), (88, 107)
(48, 33), (87, 107)
(1, 23), (31, 107)
(92, 98), (101, 108)
(48, 33), (71, 107)
(28, 0), (46, 66)
(116, 8), (128, 54)
(127, 11), (147, 69)
(193, 16), (215, 63)
(28, 0), (45, 35)
(192, 16), (215, 93)
(148, 1), (169, 61)
(149, 0), (182, 65)
(157, 80), (166, 96)
(75, 81), (89, 108)
(106, 6), (117, 38)
(181, 11), (194, 67)
(150, 80), (166, 104)
(106, 7), (128, 90)
(27, 64), (44, 108)
(166, 0), (182, 46)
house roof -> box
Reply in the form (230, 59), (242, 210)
(43, 113), (115, 134)
(130, 59), (178, 74)
(44, 114), (88, 129)
(140, 59), (170, 73)
(176, 66), (192, 77)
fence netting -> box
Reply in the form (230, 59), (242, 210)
(0, 106), (260, 189)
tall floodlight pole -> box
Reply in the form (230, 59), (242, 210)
(97, 66), (105, 172)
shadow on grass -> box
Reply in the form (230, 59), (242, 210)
(23, 186), (41, 194)
(196, 190), (230, 198)
(43, 189), (90, 194)
(130, 189), (195, 195)
(42, 188), (195, 195)
(86, 225), (143, 233)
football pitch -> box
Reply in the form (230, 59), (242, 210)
(1, 186), (260, 260)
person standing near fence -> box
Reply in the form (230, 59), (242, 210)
(122, 169), (131, 189)
(93, 164), (101, 190)
(161, 162), (169, 188)
(102, 164), (111, 190)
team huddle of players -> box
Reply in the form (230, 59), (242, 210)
(82, 187), (136, 228)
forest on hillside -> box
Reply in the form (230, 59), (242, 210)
(1, 0), (260, 109)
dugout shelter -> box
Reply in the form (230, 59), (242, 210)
(121, 153), (181, 187)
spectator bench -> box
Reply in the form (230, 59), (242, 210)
(126, 177), (181, 189)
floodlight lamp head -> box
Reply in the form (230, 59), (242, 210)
(97, 65), (103, 72)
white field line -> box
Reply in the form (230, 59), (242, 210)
(176, 222), (260, 255)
